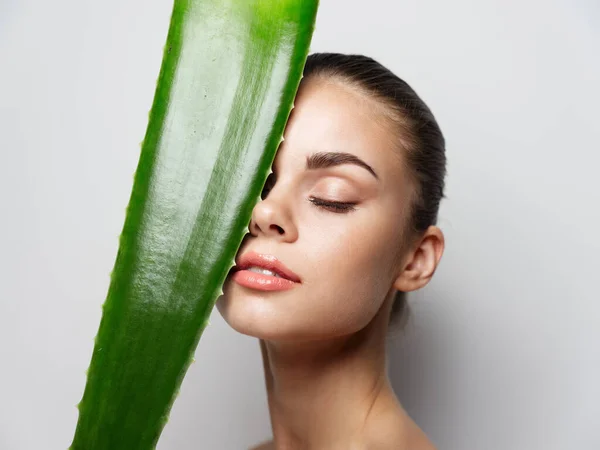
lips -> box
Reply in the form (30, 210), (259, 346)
(232, 251), (301, 283)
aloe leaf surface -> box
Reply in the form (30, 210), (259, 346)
(70, 1), (318, 448)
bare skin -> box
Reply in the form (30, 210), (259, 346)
(218, 76), (444, 450)
(250, 291), (438, 450)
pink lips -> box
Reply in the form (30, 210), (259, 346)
(231, 251), (301, 291)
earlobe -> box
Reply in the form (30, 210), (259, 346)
(392, 226), (445, 293)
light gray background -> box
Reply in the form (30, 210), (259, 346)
(1, 0), (599, 449)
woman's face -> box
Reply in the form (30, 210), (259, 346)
(217, 77), (416, 341)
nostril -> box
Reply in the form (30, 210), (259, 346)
(271, 224), (284, 235)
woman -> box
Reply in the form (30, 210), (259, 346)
(217, 52), (446, 450)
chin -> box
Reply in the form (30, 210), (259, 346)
(216, 283), (290, 339)
(217, 278), (372, 341)
(215, 294), (358, 344)
(216, 294), (315, 342)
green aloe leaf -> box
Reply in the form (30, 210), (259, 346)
(70, 1), (318, 448)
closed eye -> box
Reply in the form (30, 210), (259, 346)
(308, 197), (357, 213)
(261, 172), (358, 213)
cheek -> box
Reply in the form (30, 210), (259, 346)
(297, 215), (399, 328)
(307, 211), (398, 283)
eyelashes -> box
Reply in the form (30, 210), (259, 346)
(260, 173), (357, 214)
(307, 197), (357, 213)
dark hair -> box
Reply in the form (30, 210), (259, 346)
(301, 53), (447, 328)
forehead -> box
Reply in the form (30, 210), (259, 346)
(275, 77), (408, 189)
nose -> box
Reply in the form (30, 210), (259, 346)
(249, 180), (298, 242)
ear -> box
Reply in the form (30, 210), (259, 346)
(393, 226), (445, 292)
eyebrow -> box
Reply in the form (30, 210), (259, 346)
(305, 152), (379, 180)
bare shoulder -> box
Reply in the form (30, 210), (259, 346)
(363, 419), (436, 450)
(361, 399), (437, 450)
(249, 425), (434, 450)
(250, 435), (432, 450)
(248, 402), (434, 450)
(248, 440), (274, 450)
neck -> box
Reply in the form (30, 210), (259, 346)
(259, 294), (397, 450)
